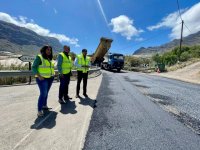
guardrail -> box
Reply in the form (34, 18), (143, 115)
(0, 68), (101, 77)
(0, 67), (101, 85)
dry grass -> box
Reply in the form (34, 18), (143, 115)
(166, 58), (200, 72)
(0, 77), (28, 85)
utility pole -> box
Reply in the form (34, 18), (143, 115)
(178, 20), (184, 61)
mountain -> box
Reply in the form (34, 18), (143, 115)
(0, 20), (63, 55)
(134, 31), (200, 55)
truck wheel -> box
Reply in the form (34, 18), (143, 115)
(107, 65), (111, 71)
(117, 69), (121, 72)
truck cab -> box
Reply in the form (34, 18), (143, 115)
(102, 53), (124, 72)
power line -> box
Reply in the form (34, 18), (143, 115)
(122, 1), (189, 52)
(176, 0), (192, 33)
(184, 23), (192, 33)
(176, 0), (183, 21)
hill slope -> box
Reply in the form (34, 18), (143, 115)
(134, 31), (200, 55)
(0, 20), (63, 55)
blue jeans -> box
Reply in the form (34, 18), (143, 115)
(36, 77), (54, 111)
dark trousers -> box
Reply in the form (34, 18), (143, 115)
(59, 73), (71, 100)
(36, 77), (54, 111)
(76, 71), (88, 95)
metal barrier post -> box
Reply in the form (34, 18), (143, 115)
(28, 62), (32, 84)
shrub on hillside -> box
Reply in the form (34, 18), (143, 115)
(190, 46), (200, 58)
(180, 51), (192, 61)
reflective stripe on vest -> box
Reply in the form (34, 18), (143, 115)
(37, 55), (55, 78)
(60, 52), (72, 74)
(77, 54), (90, 73)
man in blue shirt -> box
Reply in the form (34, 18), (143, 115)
(57, 45), (73, 104)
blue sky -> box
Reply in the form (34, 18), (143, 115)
(0, 0), (200, 55)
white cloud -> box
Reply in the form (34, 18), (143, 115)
(0, 12), (79, 47)
(135, 37), (144, 42)
(147, 11), (180, 31)
(147, 2), (200, 39)
(53, 8), (57, 14)
(110, 15), (143, 40)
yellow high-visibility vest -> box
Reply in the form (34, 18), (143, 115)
(60, 52), (72, 74)
(77, 54), (90, 73)
(37, 54), (55, 78)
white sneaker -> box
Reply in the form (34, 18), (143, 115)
(37, 110), (44, 117)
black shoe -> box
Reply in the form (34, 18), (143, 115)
(64, 98), (71, 103)
(64, 95), (72, 100)
(58, 99), (66, 104)
(83, 94), (88, 98)
(42, 106), (52, 110)
(76, 95), (80, 98)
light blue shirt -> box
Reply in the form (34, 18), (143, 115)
(57, 54), (63, 74)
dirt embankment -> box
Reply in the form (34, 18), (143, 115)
(152, 61), (200, 84)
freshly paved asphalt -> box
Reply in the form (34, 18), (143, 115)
(84, 71), (200, 150)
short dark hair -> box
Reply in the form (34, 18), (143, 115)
(82, 49), (87, 52)
(63, 45), (70, 50)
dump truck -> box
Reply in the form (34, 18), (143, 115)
(92, 37), (124, 72)
(91, 37), (113, 65)
(101, 53), (124, 72)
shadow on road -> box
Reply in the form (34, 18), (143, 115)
(78, 96), (97, 108)
(60, 100), (77, 114)
(30, 111), (57, 130)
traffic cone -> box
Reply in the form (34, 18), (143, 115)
(157, 68), (160, 73)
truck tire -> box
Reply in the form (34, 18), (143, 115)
(117, 68), (121, 72)
(107, 65), (111, 71)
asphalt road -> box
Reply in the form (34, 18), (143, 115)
(84, 70), (200, 150)
(1, 70), (200, 150)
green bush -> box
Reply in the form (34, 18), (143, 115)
(125, 56), (151, 67)
(152, 54), (163, 64)
(152, 45), (200, 67)
(190, 46), (200, 58)
(180, 51), (191, 61)
(163, 53), (177, 66)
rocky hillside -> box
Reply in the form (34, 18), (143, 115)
(0, 20), (63, 55)
(134, 31), (200, 55)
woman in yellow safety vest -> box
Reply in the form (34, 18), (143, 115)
(32, 45), (55, 117)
